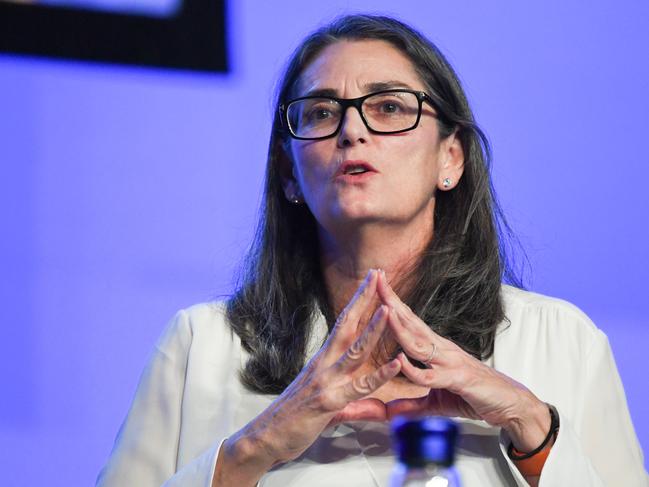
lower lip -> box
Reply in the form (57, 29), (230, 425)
(334, 171), (377, 183)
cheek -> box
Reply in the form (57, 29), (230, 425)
(386, 138), (441, 188)
(291, 143), (335, 192)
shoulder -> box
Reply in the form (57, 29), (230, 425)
(180, 300), (230, 330)
(154, 300), (239, 359)
(496, 285), (604, 362)
(501, 285), (599, 333)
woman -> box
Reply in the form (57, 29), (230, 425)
(96, 15), (647, 486)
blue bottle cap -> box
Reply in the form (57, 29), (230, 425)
(391, 416), (459, 467)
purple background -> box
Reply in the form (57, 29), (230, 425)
(1, 1), (647, 484)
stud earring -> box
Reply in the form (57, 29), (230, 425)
(442, 178), (452, 188)
(288, 191), (302, 204)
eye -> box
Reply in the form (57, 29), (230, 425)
(301, 100), (340, 125)
(308, 107), (334, 120)
(379, 102), (401, 114)
(365, 95), (409, 117)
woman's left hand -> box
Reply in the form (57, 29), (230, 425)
(376, 271), (551, 452)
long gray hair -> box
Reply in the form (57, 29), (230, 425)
(227, 14), (525, 394)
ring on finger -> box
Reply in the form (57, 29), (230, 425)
(424, 342), (438, 368)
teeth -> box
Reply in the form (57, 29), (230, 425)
(346, 166), (368, 175)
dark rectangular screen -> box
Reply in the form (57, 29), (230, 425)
(0, 0), (228, 72)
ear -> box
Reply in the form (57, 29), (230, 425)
(277, 141), (303, 203)
(437, 131), (465, 191)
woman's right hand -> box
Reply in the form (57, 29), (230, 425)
(212, 269), (401, 486)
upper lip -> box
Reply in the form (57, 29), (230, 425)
(334, 160), (379, 178)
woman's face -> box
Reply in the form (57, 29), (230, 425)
(285, 39), (463, 236)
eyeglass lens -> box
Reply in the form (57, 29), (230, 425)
(287, 91), (420, 139)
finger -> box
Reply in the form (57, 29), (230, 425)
(375, 269), (404, 310)
(330, 269), (379, 339)
(387, 307), (443, 365)
(335, 305), (389, 372)
(400, 351), (478, 399)
(376, 272), (452, 362)
(341, 358), (401, 401)
(386, 395), (429, 419)
(327, 398), (388, 426)
(376, 272), (426, 332)
(388, 389), (481, 421)
(398, 352), (443, 388)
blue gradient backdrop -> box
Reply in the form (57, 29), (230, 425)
(1, 1), (647, 485)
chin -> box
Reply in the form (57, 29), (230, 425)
(333, 200), (381, 221)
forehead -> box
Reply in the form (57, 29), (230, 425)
(296, 39), (424, 96)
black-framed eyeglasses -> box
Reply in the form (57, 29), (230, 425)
(279, 89), (437, 141)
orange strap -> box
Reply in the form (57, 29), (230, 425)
(507, 403), (560, 477)
(510, 439), (554, 476)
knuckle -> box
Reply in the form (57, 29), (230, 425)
(346, 342), (364, 362)
(423, 370), (437, 386)
(319, 395), (339, 413)
(349, 333), (368, 356)
(306, 383), (337, 412)
(412, 339), (428, 356)
(351, 375), (373, 395)
(339, 328), (373, 367)
(335, 307), (350, 327)
(336, 306), (359, 329)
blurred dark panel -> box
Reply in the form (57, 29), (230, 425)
(0, 0), (228, 72)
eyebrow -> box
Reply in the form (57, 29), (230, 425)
(302, 80), (415, 98)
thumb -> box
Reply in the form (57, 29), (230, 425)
(328, 398), (388, 427)
(386, 395), (429, 419)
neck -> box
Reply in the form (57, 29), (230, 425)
(319, 217), (433, 319)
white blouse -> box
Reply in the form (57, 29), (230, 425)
(96, 286), (648, 486)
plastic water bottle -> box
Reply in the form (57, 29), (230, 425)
(390, 416), (461, 487)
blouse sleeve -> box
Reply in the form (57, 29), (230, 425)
(562, 329), (647, 485)
(95, 310), (223, 487)
(500, 328), (648, 486)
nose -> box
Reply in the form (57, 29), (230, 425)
(336, 105), (368, 147)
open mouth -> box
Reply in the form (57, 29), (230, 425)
(344, 165), (371, 175)
(336, 160), (378, 178)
